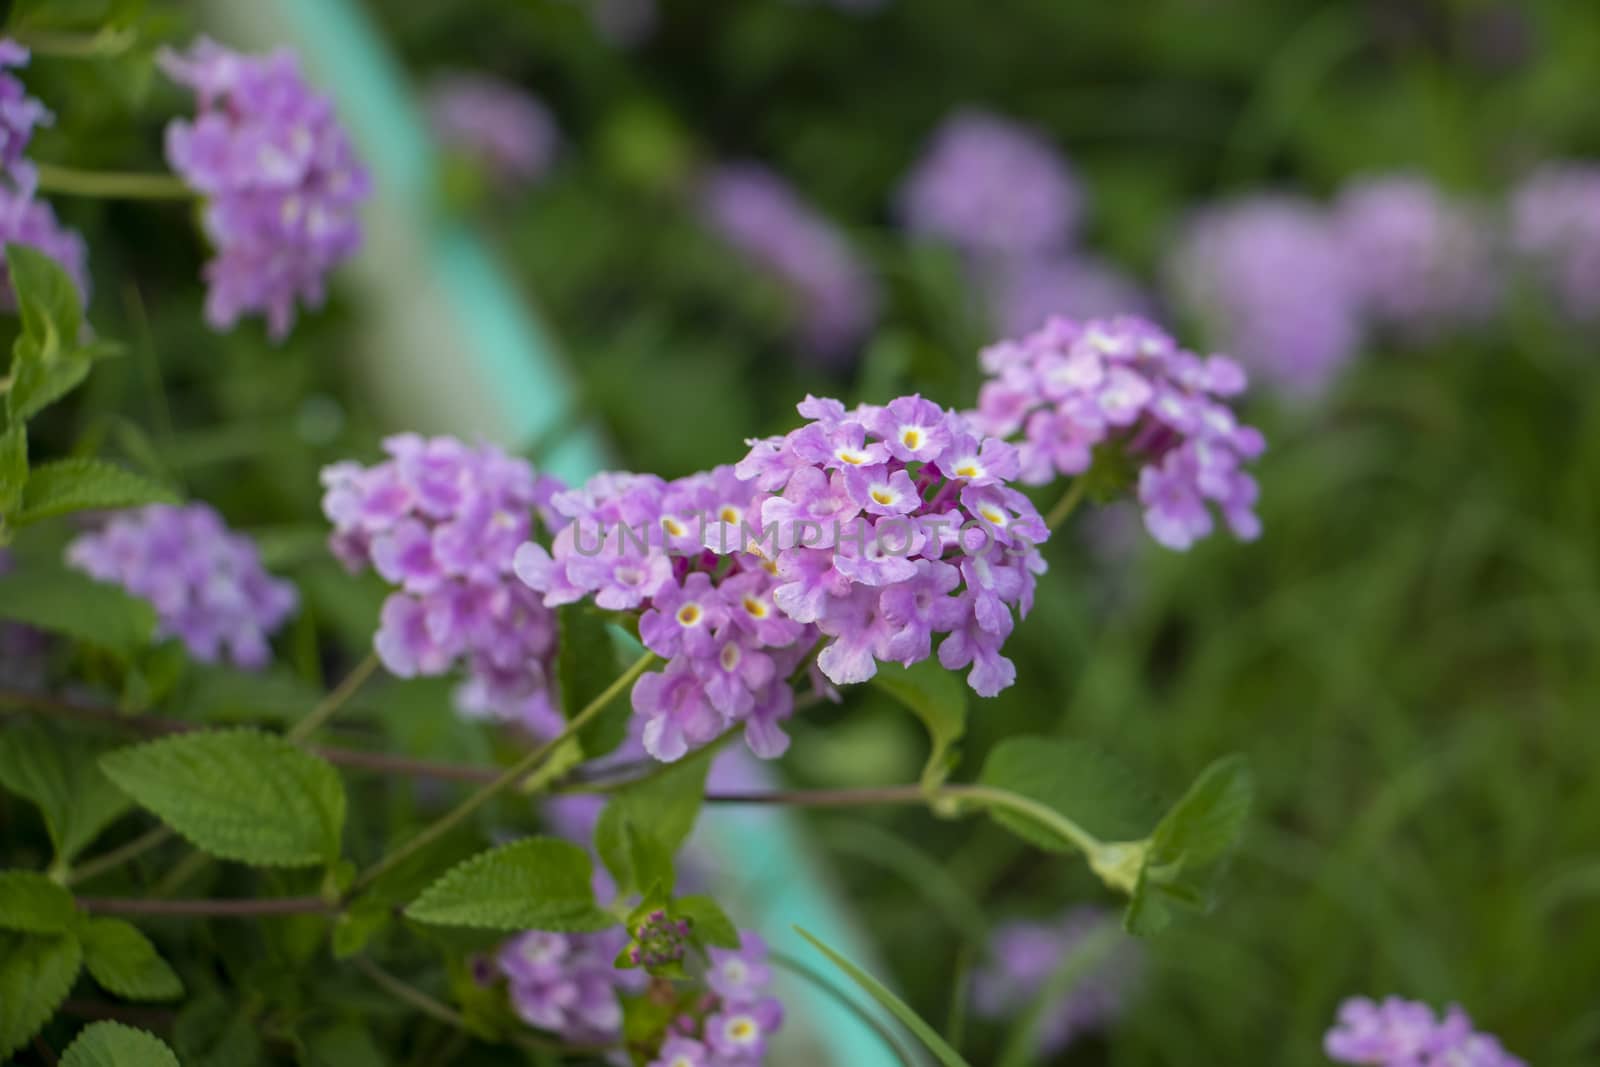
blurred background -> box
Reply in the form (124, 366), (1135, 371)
(23, 0), (1600, 1062)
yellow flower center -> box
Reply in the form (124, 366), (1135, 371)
(728, 1018), (757, 1041)
(901, 428), (922, 449)
(660, 517), (686, 537)
(979, 506), (1007, 526)
(870, 488), (896, 506)
(837, 448), (869, 465)
(720, 643), (742, 670)
(742, 596), (768, 619)
(954, 462), (981, 479)
(676, 603), (702, 626)
(719, 505), (741, 523)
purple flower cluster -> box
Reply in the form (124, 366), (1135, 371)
(160, 37), (371, 340)
(988, 254), (1154, 337)
(0, 40), (49, 192)
(0, 184), (90, 311)
(647, 932), (785, 1066)
(497, 929), (647, 1044)
(897, 109), (1082, 258)
(971, 315), (1264, 550)
(1511, 163), (1600, 325)
(971, 909), (1141, 1057)
(1335, 175), (1501, 341)
(514, 466), (818, 762)
(697, 163), (880, 362)
(321, 434), (564, 732)
(1167, 195), (1363, 397)
(425, 73), (559, 186)
(718, 394), (1049, 697)
(1325, 997), (1525, 1066)
(66, 504), (298, 670)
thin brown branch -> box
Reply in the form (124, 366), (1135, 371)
(78, 895), (333, 918)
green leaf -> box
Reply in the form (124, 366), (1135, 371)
(297, 1022), (385, 1067)
(331, 897), (391, 960)
(795, 926), (974, 1067)
(0, 423), (25, 515)
(976, 736), (1160, 852)
(173, 991), (262, 1067)
(100, 729), (346, 868)
(0, 870), (78, 933)
(9, 349), (91, 424)
(8, 243), (82, 358)
(0, 932), (83, 1059)
(81, 918), (183, 1001)
(594, 747), (711, 896)
(1126, 755), (1254, 935)
(673, 894), (740, 950)
(12, 458), (178, 525)
(871, 659), (967, 789)
(61, 1021), (182, 1067)
(0, 565), (156, 656)
(0, 721), (135, 860)
(556, 605), (634, 757)
(405, 837), (612, 932)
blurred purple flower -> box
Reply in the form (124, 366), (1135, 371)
(0, 183), (90, 310)
(160, 37), (371, 340)
(0, 39), (50, 193)
(897, 109), (1082, 258)
(1510, 163), (1600, 326)
(322, 434), (565, 733)
(425, 73), (559, 186)
(497, 929), (647, 1044)
(66, 504), (298, 670)
(1334, 174), (1501, 341)
(1325, 996), (1525, 1066)
(971, 314), (1264, 551)
(1167, 195), (1363, 397)
(988, 254), (1154, 337)
(971, 908), (1141, 1057)
(698, 163), (880, 362)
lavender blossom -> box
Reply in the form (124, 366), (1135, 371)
(321, 434), (564, 733)
(515, 465), (817, 762)
(1510, 163), (1600, 325)
(1334, 175), (1501, 340)
(497, 929), (646, 1044)
(0, 40), (50, 192)
(1325, 996), (1525, 1066)
(66, 504), (298, 670)
(1167, 195), (1363, 397)
(970, 314), (1265, 551)
(971, 909), (1141, 1057)
(896, 109), (1082, 258)
(425, 73), (559, 186)
(697, 163), (880, 362)
(988, 254), (1154, 337)
(160, 37), (371, 340)
(0, 183), (90, 310)
(710, 394), (1049, 698)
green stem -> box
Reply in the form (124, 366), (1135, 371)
(1043, 476), (1089, 530)
(66, 826), (174, 888)
(942, 784), (1105, 856)
(12, 27), (137, 58)
(34, 162), (192, 201)
(349, 651), (657, 895)
(287, 653), (379, 743)
(352, 957), (468, 1030)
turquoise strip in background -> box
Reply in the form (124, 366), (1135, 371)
(201, 1), (902, 1062)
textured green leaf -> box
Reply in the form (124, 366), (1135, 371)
(0, 423), (26, 515)
(795, 926), (974, 1067)
(0, 931), (83, 1059)
(0, 721), (134, 860)
(1126, 755), (1254, 934)
(61, 1021), (182, 1067)
(13, 458), (179, 525)
(872, 659), (968, 789)
(595, 747), (711, 896)
(9, 349), (91, 424)
(0, 869), (78, 933)
(556, 605), (635, 757)
(0, 566), (156, 656)
(673, 894), (740, 950)
(976, 737), (1160, 852)
(405, 837), (611, 932)
(173, 990), (262, 1067)
(100, 729), (346, 868)
(81, 918), (183, 1001)
(297, 1021), (385, 1067)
